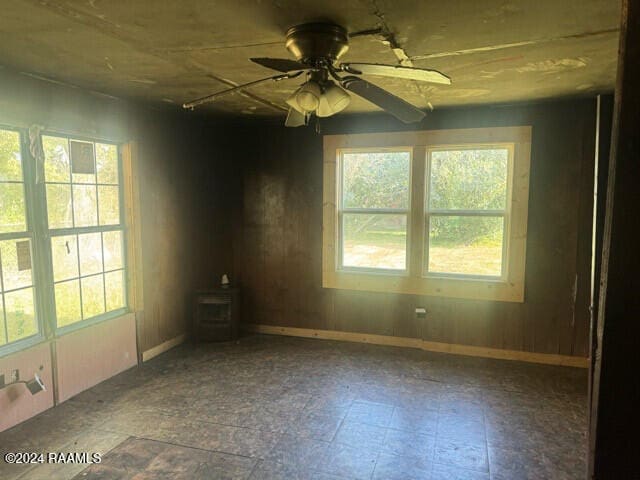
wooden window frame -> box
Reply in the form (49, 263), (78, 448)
(323, 126), (532, 302)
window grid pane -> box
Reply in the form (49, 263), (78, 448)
(427, 215), (505, 277)
(342, 151), (411, 210)
(428, 147), (509, 212)
(1, 129), (27, 234)
(5, 287), (37, 342)
(51, 235), (79, 281)
(72, 184), (98, 227)
(46, 184), (73, 228)
(96, 143), (119, 185)
(79, 232), (103, 276)
(55, 279), (81, 328)
(0, 239), (37, 343)
(98, 185), (121, 225)
(426, 146), (511, 278)
(0, 129), (24, 182)
(342, 213), (408, 270)
(0, 183), (27, 233)
(81, 274), (105, 319)
(43, 136), (70, 183)
(339, 150), (411, 271)
(105, 270), (125, 311)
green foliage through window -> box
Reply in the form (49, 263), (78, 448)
(427, 147), (509, 277)
(338, 145), (511, 277)
(342, 151), (411, 209)
(340, 150), (410, 270)
(0, 129), (35, 345)
(44, 134), (126, 328)
(0, 128), (127, 351)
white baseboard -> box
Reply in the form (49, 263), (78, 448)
(142, 333), (187, 362)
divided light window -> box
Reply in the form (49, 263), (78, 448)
(0, 129), (37, 347)
(0, 126), (128, 354)
(43, 135), (126, 329)
(323, 128), (531, 302)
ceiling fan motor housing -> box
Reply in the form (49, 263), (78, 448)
(285, 23), (349, 65)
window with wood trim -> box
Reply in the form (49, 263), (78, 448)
(0, 126), (129, 356)
(323, 127), (531, 302)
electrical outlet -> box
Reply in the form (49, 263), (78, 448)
(10, 369), (19, 383)
(415, 307), (427, 319)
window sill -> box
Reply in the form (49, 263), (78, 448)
(323, 270), (524, 302)
(338, 267), (409, 277)
(55, 307), (131, 337)
(0, 333), (47, 359)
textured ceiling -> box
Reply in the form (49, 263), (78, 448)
(0, 0), (621, 117)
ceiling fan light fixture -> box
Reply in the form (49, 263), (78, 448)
(286, 90), (305, 114)
(295, 81), (322, 112)
(185, 22), (452, 126)
(285, 108), (307, 127)
(317, 81), (351, 117)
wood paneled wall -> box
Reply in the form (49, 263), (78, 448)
(236, 99), (600, 358)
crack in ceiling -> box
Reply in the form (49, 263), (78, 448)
(410, 28), (619, 61)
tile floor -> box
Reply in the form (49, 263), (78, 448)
(0, 335), (588, 480)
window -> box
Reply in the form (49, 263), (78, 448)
(43, 135), (126, 329)
(323, 127), (531, 302)
(340, 149), (411, 271)
(426, 146), (510, 278)
(0, 129), (37, 346)
(0, 126), (128, 354)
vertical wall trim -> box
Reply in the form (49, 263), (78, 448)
(122, 142), (144, 364)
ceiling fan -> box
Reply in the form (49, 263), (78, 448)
(183, 23), (451, 126)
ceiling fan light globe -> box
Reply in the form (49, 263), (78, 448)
(295, 81), (322, 112)
(317, 83), (351, 117)
(286, 89), (305, 114)
(297, 92), (319, 111)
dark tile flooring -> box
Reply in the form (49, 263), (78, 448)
(0, 335), (588, 480)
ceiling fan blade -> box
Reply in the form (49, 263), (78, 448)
(250, 57), (308, 72)
(342, 77), (426, 123)
(284, 108), (307, 127)
(183, 73), (298, 109)
(341, 63), (451, 85)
